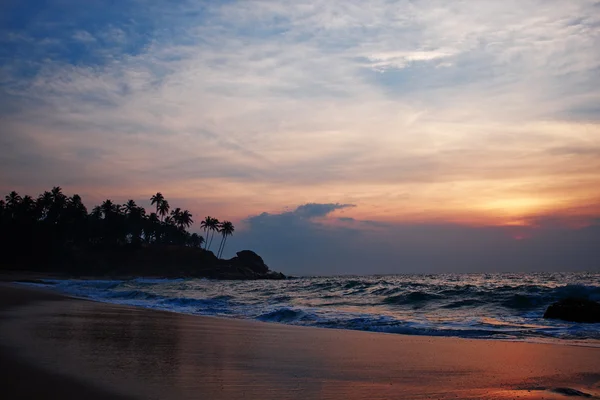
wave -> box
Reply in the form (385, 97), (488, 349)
(105, 290), (163, 301)
(131, 278), (185, 285)
(51, 279), (124, 290)
(383, 291), (443, 305)
(270, 295), (292, 303)
(552, 285), (600, 301)
(441, 299), (486, 309)
(258, 308), (313, 323)
(501, 294), (544, 310)
(31, 273), (600, 344)
(161, 296), (234, 309)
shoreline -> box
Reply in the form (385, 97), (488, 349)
(10, 276), (600, 349)
(15, 280), (600, 350)
(2, 283), (600, 399)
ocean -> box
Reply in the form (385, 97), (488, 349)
(25, 272), (600, 345)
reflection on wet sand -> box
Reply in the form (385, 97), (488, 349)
(2, 295), (600, 400)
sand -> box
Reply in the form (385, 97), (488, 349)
(1, 283), (599, 399)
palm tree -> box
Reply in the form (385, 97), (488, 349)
(217, 221), (234, 258)
(207, 217), (220, 251)
(113, 204), (124, 215)
(70, 194), (84, 207)
(180, 210), (193, 229)
(45, 186), (67, 223)
(189, 233), (204, 248)
(19, 195), (36, 220)
(150, 192), (164, 214)
(64, 194), (88, 243)
(200, 216), (212, 249)
(158, 200), (170, 221)
(124, 200), (137, 215)
(5, 191), (22, 209)
(145, 212), (160, 243)
(5, 191), (22, 219)
(100, 199), (115, 217)
(170, 207), (182, 228)
(90, 205), (103, 219)
(148, 213), (160, 224)
(123, 200), (145, 243)
(65, 194), (87, 218)
(51, 186), (65, 203)
(37, 191), (53, 219)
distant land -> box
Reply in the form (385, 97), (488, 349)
(0, 187), (285, 280)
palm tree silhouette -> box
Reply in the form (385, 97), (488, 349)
(5, 191), (22, 209)
(189, 233), (204, 248)
(200, 216), (212, 249)
(216, 221), (234, 258)
(67, 194), (87, 222)
(170, 207), (182, 228)
(2, 187), (252, 275)
(114, 204), (124, 215)
(124, 200), (137, 215)
(150, 193), (164, 214)
(100, 199), (115, 217)
(206, 217), (220, 251)
(37, 191), (53, 219)
(180, 210), (193, 229)
(148, 213), (160, 224)
(145, 212), (160, 243)
(91, 205), (103, 219)
(158, 200), (170, 221)
(51, 186), (65, 203)
(19, 195), (36, 220)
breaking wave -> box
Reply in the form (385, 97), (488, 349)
(24, 272), (600, 344)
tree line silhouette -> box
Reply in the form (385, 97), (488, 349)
(0, 187), (236, 273)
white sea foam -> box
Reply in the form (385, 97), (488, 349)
(25, 272), (600, 344)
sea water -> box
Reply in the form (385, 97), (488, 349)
(26, 272), (600, 345)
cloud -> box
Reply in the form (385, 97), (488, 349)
(244, 203), (355, 232)
(294, 203), (355, 218)
(230, 202), (600, 275)
(366, 49), (456, 71)
(0, 0), (599, 243)
(72, 30), (96, 43)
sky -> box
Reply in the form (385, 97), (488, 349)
(1, 0), (599, 275)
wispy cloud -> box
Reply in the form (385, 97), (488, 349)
(1, 0), (599, 227)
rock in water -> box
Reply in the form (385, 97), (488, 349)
(543, 298), (600, 323)
(234, 250), (269, 274)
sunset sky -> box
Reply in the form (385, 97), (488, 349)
(1, 1), (599, 274)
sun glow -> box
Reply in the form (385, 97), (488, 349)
(478, 198), (560, 216)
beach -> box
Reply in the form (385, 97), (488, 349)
(1, 283), (599, 400)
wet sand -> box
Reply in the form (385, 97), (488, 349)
(1, 283), (599, 399)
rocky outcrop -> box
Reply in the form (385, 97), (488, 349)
(61, 246), (285, 280)
(230, 250), (269, 274)
(543, 298), (600, 323)
(212, 250), (285, 280)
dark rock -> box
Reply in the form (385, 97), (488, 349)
(265, 271), (286, 280)
(231, 250), (270, 274)
(204, 250), (285, 280)
(543, 298), (600, 323)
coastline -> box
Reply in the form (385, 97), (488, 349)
(2, 283), (600, 399)
(10, 272), (600, 348)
